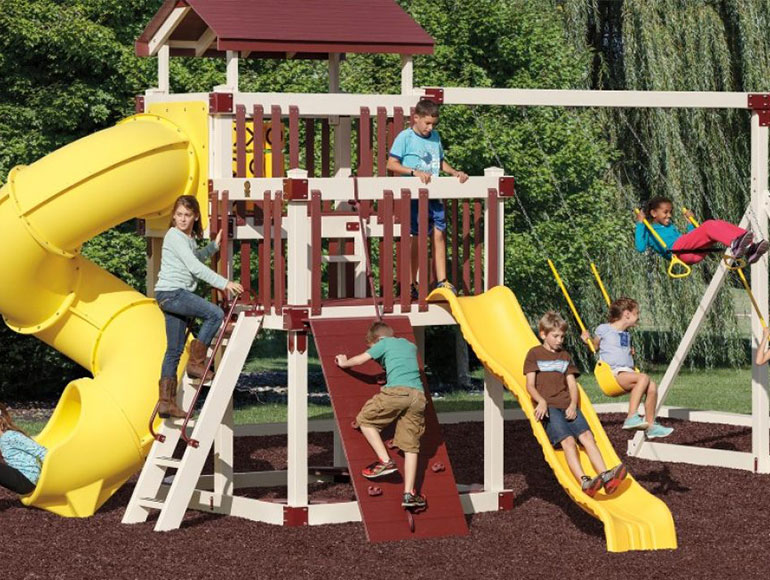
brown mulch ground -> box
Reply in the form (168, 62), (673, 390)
(1, 414), (768, 579)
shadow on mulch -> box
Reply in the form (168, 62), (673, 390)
(0, 414), (768, 579)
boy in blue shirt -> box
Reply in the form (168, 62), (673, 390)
(335, 321), (427, 508)
(387, 99), (468, 299)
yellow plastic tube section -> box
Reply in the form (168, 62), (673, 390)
(0, 109), (206, 516)
(428, 286), (677, 552)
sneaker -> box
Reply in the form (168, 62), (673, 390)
(410, 283), (419, 301)
(362, 459), (398, 479)
(646, 423), (674, 439)
(402, 491), (427, 509)
(746, 240), (770, 265)
(730, 231), (754, 260)
(581, 474), (603, 498)
(434, 279), (457, 295)
(622, 413), (649, 431)
(601, 463), (628, 495)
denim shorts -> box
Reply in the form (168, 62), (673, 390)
(543, 407), (591, 447)
(410, 199), (446, 235)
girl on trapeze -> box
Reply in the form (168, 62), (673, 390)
(635, 196), (768, 267)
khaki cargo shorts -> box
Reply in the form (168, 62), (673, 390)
(356, 386), (427, 453)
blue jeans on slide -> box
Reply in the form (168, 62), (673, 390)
(156, 289), (224, 379)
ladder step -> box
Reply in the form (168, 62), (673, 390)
(322, 255), (365, 263)
(167, 418), (196, 428)
(138, 497), (165, 510)
(155, 456), (182, 468)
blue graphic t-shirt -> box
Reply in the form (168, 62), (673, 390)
(595, 323), (635, 369)
(389, 128), (444, 176)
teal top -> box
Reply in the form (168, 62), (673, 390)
(389, 127), (444, 176)
(366, 337), (424, 391)
(635, 221), (695, 258)
(155, 227), (227, 293)
(0, 430), (47, 485)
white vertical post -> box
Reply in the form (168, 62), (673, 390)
(483, 371), (505, 491)
(413, 326), (426, 362)
(157, 45), (170, 93)
(352, 228), (367, 297)
(333, 426), (345, 467)
(329, 53), (340, 93)
(210, 109), (235, 495)
(226, 51), (239, 92)
(286, 168), (310, 505)
(481, 166), (506, 490)
(214, 397), (234, 497)
(483, 167), (505, 291)
(401, 55), (414, 95)
(750, 112), (770, 473)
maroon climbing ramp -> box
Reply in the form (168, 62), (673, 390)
(311, 316), (468, 542)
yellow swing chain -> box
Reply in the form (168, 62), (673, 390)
(634, 208), (692, 279)
(547, 259), (596, 354)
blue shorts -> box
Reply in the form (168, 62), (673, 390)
(410, 199), (446, 236)
(543, 407), (591, 447)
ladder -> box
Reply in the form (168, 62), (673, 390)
(122, 311), (261, 531)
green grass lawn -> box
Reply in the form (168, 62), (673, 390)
(18, 366), (753, 436)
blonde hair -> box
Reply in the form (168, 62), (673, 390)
(608, 297), (638, 322)
(538, 311), (568, 335)
(366, 321), (394, 345)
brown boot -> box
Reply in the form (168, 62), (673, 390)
(158, 377), (186, 419)
(186, 339), (214, 380)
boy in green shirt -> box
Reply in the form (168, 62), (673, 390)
(335, 321), (427, 508)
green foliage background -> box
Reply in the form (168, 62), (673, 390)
(1, 0), (768, 398)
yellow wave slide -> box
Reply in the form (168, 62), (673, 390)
(429, 285), (677, 552)
(0, 102), (208, 516)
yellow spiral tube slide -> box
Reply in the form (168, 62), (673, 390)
(0, 103), (208, 516)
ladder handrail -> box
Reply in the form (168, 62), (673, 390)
(180, 294), (243, 448)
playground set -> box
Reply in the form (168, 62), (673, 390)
(1, 0), (769, 554)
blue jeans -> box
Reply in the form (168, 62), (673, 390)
(543, 407), (591, 447)
(156, 289), (224, 379)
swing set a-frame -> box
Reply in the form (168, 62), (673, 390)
(472, 88), (770, 474)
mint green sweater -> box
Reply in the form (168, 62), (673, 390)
(155, 227), (227, 293)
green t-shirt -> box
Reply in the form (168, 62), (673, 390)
(366, 337), (423, 391)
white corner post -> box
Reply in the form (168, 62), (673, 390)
(401, 55), (414, 95)
(482, 166), (506, 491)
(226, 51), (239, 92)
(210, 103), (236, 496)
(157, 45), (170, 93)
(286, 168), (311, 506)
(750, 111), (770, 473)
(329, 53), (351, 177)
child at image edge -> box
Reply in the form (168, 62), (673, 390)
(386, 99), (468, 299)
(335, 321), (427, 508)
(0, 403), (47, 497)
(525, 311), (628, 497)
(582, 297), (674, 439)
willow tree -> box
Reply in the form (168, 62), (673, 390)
(557, 0), (770, 368)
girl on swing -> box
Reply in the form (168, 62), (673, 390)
(635, 196), (768, 265)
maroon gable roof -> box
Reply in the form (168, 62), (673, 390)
(136, 0), (434, 58)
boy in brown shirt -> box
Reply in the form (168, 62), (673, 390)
(524, 311), (628, 497)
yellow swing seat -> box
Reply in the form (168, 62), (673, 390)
(593, 360), (628, 397)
